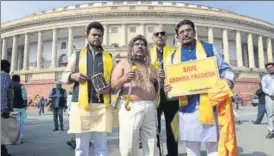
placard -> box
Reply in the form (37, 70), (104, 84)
(165, 56), (220, 98)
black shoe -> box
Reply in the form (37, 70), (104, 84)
(236, 121), (242, 125)
(139, 142), (143, 149)
(266, 133), (274, 139)
(53, 128), (58, 131)
(252, 120), (261, 124)
(60, 128), (64, 131)
(67, 141), (76, 149)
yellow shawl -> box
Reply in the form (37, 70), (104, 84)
(150, 44), (174, 105)
(78, 47), (113, 111)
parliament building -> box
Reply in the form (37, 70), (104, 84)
(1, 1), (273, 104)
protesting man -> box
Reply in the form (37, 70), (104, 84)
(111, 35), (159, 156)
(49, 81), (67, 131)
(261, 62), (274, 139)
(63, 21), (116, 156)
(12, 74), (28, 144)
(164, 20), (236, 156)
(150, 25), (178, 155)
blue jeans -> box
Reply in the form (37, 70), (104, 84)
(53, 107), (64, 129)
(255, 104), (266, 123)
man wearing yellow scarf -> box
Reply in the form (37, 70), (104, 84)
(63, 22), (116, 156)
(164, 20), (236, 156)
(150, 25), (179, 156)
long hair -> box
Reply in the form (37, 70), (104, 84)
(127, 35), (151, 67)
(127, 35), (154, 93)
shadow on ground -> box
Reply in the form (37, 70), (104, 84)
(237, 146), (268, 156)
(177, 147), (268, 156)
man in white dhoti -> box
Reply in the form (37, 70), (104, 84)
(164, 20), (235, 156)
(111, 35), (160, 156)
(261, 62), (274, 139)
(63, 22), (116, 156)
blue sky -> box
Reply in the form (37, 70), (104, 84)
(1, 1), (274, 24)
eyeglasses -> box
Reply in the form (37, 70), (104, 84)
(90, 33), (103, 37)
(153, 32), (166, 37)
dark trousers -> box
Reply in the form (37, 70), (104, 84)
(39, 105), (44, 115)
(53, 107), (64, 129)
(255, 104), (266, 123)
(157, 101), (178, 156)
(1, 144), (10, 156)
(235, 102), (239, 110)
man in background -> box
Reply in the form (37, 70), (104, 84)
(38, 96), (46, 115)
(233, 93), (242, 110)
(261, 62), (274, 139)
(252, 83), (267, 124)
(49, 81), (67, 131)
(1, 60), (13, 156)
(12, 74), (28, 144)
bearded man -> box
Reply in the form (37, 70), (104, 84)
(63, 22), (116, 156)
(111, 35), (159, 156)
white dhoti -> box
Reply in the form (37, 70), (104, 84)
(118, 100), (159, 156)
(265, 96), (274, 133)
(69, 103), (114, 133)
(69, 102), (115, 156)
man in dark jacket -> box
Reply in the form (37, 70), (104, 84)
(12, 74), (28, 144)
(49, 82), (67, 131)
(252, 83), (267, 124)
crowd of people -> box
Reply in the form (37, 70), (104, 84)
(1, 19), (274, 156)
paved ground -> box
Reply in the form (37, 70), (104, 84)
(6, 106), (274, 156)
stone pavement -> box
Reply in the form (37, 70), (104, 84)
(6, 106), (274, 156)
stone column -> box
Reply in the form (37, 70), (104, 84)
(11, 35), (18, 72)
(51, 28), (57, 68)
(140, 24), (146, 37)
(103, 24), (109, 46)
(68, 27), (73, 57)
(23, 33), (29, 70)
(195, 26), (198, 40)
(222, 29), (229, 63)
(1, 38), (7, 60)
(85, 37), (88, 46)
(267, 38), (273, 62)
(258, 36), (265, 69)
(121, 24), (128, 46)
(236, 31), (243, 67)
(247, 33), (255, 68)
(208, 27), (214, 44)
(36, 31), (43, 69)
(17, 48), (23, 70)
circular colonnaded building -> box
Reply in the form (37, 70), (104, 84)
(1, 1), (274, 105)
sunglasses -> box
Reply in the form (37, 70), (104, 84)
(153, 32), (166, 37)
